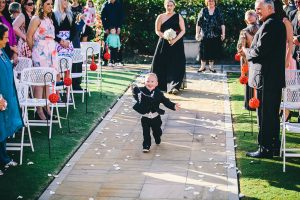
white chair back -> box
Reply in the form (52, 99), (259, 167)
(72, 48), (83, 64)
(57, 56), (73, 78)
(14, 57), (32, 73)
(20, 67), (57, 86)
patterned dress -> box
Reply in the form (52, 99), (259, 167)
(32, 17), (58, 70)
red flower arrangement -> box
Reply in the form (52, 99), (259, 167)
(90, 56), (97, 71)
(239, 75), (248, 84)
(249, 89), (260, 109)
(234, 53), (241, 62)
(241, 64), (249, 74)
(64, 70), (72, 86)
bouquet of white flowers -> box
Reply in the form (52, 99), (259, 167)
(163, 28), (177, 43)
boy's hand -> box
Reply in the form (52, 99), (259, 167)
(175, 103), (180, 111)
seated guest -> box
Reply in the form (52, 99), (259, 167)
(0, 23), (23, 171)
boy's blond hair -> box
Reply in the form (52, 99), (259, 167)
(145, 73), (158, 82)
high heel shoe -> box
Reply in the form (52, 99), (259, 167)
(285, 113), (292, 122)
(35, 111), (47, 120)
(43, 108), (58, 120)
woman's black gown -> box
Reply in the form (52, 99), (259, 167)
(151, 14), (186, 92)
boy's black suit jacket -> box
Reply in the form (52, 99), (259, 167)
(132, 86), (175, 115)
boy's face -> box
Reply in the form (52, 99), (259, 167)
(145, 75), (158, 91)
(245, 14), (256, 24)
(110, 28), (116, 34)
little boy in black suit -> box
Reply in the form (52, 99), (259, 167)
(131, 73), (180, 152)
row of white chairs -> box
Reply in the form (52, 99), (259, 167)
(7, 42), (103, 165)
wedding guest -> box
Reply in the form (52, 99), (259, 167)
(0, 0), (17, 60)
(131, 73), (180, 152)
(106, 27), (121, 67)
(0, 23), (23, 170)
(151, 0), (186, 94)
(27, 0), (57, 120)
(100, 0), (124, 65)
(52, 0), (74, 57)
(237, 10), (259, 111)
(196, 0), (225, 73)
(241, 0), (286, 158)
(282, 0), (296, 20)
(8, 2), (21, 20)
(13, 0), (34, 58)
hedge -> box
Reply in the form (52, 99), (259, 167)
(95, 0), (254, 58)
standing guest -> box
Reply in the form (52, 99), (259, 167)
(71, 12), (85, 91)
(0, 23), (23, 170)
(0, 0), (17, 60)
(106, 27), (121, 67)
(151, 0), (186, 94)
(52, 0), (74, 57)
(240, 0), (286, 158)
(274, 0), (297, 122)
(83, 0), (96, 27)
(100, 0), (124, 65)
(131, 73), (180, 152)
(290, 0), (300, 69)
(13, 0), (34, 58)
(8, 2), (21, 20)
(71, 0), (83, 16)
(195, 0), (225, 73)
(283, 0), (296, 20)
(27, 0), (57, 120)
(237, 10), (259, 111)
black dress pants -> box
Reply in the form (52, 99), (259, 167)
(72, 62), (83, 89)
(141, 115), (162, 149)
(109, 47), (119, 64)
(257, 87), (282, 151)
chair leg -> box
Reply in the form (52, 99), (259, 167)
(71, 86), (76, 109)
(49, 105), (54, 139)
(20, 127), (25, 165)
(27, 124), (34, 152)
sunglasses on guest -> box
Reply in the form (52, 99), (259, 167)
(26, 2), (34, 6)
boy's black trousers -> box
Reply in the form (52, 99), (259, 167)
(141, 115), (162, 149)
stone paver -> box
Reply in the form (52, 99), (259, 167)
(40, 67), (238, 200)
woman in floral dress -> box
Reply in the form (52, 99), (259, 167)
(27, 0), (57, 120)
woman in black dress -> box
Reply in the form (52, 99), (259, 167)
(151, 0), (186, 94)
(196, 0), (225, 73)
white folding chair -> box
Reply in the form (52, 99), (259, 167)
(71, 48), (88, 102)
(13, 57), (33, 94)
(281, 69), (300, 172)
(56, 56), (75, 114)
(20, 67), (60, 139)
(80, 42), (102, 91)
(7, 83), (34, 165)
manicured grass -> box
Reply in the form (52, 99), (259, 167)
(0, 69), (140, 200)
(227, 73), (300, 199)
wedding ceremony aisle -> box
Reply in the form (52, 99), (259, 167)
(40, 66), (239, 200)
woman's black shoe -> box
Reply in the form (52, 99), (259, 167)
(285, 113), (292, 122)
(209, 68), (217, 73)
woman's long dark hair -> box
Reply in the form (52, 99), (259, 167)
(0, 2), (12, 24)
(0, 23), (8, 39)
(21, 0), (35, 31)
(274, 0), (287, 20)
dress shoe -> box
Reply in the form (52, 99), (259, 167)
(273, 148), (280, 156)
(246, 149), (273, 158)
(209, 68), (217, 73)
(197, 68), (206, 73)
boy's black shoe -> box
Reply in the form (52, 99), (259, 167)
(155, 137), (161, 145)
(246, 149), (273, 158)
(142, 147), (150, 153)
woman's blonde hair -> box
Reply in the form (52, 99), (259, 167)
(164, 0), (176, 6)
(205, 0), (217, 6)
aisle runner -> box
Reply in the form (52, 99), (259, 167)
(40, 70), (238, 200)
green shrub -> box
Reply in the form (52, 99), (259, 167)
(96, 0), (255, 59)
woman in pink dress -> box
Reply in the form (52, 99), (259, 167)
(27, 0), (57, 120)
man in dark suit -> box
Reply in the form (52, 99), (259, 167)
(240, 0), (286, 158)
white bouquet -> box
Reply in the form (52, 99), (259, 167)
(163, 28), (177, 42)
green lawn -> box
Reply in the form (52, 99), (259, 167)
(227, 73), (300, 199)
(0, 69), (140, 200)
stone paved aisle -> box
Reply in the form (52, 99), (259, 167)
(40, 68), (238, 200)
